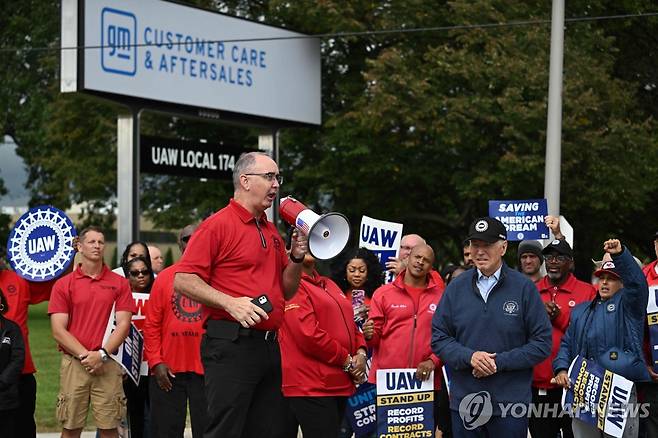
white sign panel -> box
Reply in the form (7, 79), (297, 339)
(359, 216), (403, 284)
(67, 0), (321, 125)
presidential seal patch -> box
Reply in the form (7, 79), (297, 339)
(7, 206), (77, 282)
(503, 300), (519, 315)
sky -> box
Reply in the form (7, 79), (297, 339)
(0, 136), (30, 208)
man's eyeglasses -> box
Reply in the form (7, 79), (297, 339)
(244, 172), (283, 185)
(129, 269), (150, 277)
(180, 235), (192, 243)
(545, 254), (571, 263)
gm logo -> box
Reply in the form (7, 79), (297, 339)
(101, 8), (137, 76)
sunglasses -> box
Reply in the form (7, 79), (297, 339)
(181, 235), (192, 243)
(129, 269), (150, 277)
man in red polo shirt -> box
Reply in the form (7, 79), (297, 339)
(1, 255), (59, 438)
(174, 152), (308, 438)
(144, 224), (208, 438)
(530, 239), (595, 438)
(48, 226), (135, 438)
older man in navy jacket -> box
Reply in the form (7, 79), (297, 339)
(432, 217), (552, 437)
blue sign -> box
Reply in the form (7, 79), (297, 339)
(120, 323), (145, 386)
(346, 382), (377, 437)
(7, 206), (77, 282)
(488, 199), (549, 241)
(563, 355), (634, 437)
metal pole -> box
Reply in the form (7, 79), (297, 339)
(258, 130), (279, 224)
(117, 108), (141, 261)
(544, 0), (565, 217)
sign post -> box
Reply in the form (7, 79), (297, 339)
(61, 0), (321, 245)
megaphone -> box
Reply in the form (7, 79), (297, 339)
(279, 196), (351, 260)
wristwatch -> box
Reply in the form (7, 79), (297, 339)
(99, 348), (109, 363)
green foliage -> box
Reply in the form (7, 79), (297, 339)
(164, 246), (174, 267)
(2, 0), (658, 276)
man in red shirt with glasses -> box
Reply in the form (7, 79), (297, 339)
(174, 152), (308, 438)
(530, 238), (595, 438)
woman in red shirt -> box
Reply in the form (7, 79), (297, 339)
(279, 253), (368, 438)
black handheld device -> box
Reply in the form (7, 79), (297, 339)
(251, 294), (273, 313)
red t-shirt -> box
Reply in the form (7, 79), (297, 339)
(2, 270), (57, 374)
(532, 274), (596, 388)
(48, 265), (135, 351)
(176, 199), (288, 330)
(143, 265), (205, 374)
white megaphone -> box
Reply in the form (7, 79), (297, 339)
(279, 196), (350, 260)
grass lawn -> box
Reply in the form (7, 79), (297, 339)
(29, 301), (61, 432)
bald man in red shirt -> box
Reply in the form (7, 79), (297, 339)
(175, 152), (308, 438)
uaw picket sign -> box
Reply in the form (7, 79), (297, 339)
(359, 216), (403, 284)
(140, 135), (252, 180)
(376, 368), (435, 437)
(7, 206), (77, 282)
(563, 355), (635, 438)
(646, 285), (658, 373)
(103, 303), (144, 386)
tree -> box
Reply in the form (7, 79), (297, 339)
(2, 0), (658, 274)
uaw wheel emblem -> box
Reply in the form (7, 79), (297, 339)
(7, 206), (77, 282)
(475, 220), (488, 232)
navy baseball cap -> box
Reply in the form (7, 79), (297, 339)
(466, 217), (507, 243)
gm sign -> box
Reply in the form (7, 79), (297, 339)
(101, 7), (137, 76)
(62, 0), (321, 126)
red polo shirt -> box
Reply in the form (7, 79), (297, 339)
(144, 264), (205, 374)
(2, 270), (56, 374)
(533, 273), (596, 388)
(48, 265), (135, 351)
(176, 199), (288, 330)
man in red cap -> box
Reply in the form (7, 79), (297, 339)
(529, 239), (595, 438)
(554, 239), (648, 437)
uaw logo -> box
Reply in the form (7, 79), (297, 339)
(171, 292), (202, 323)
(7, 206), (77, 282)
(459, 391), (493, 430)
(101, 7), (137, 76)
(475, 220), (488, 232)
